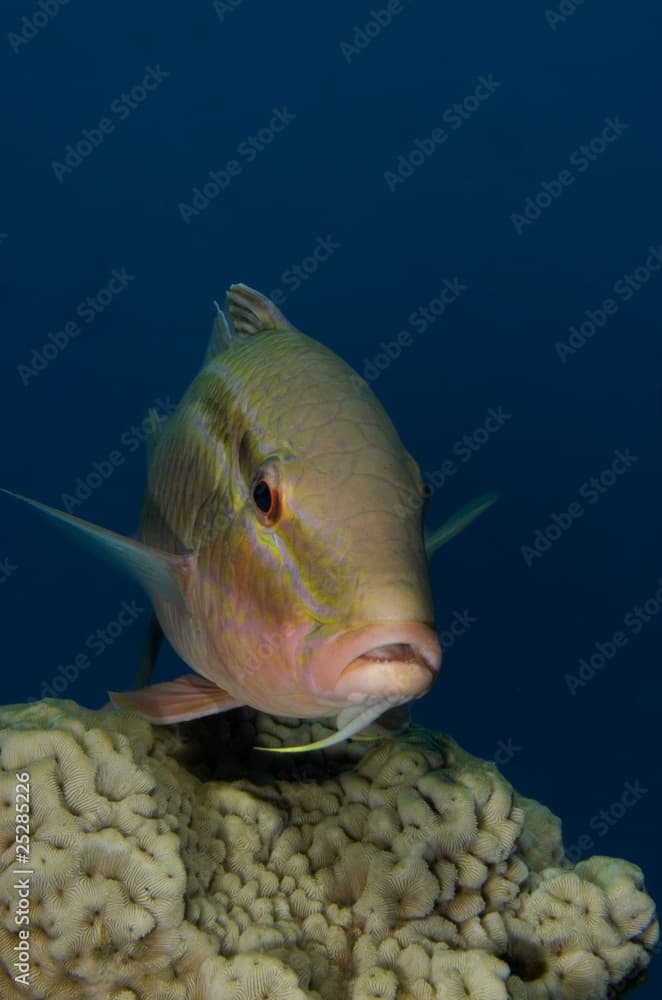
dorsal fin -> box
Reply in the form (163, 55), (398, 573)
(226, 283), (299, 335)
(203, 302), (233, 364)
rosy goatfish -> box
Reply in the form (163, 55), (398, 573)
(4, 285), (495, 751)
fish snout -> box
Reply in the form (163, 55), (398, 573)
(311, 622), (441, 706)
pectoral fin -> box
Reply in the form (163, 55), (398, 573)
(425, 491), (498, 557)
(110, 675), (242, 724)
(0, 489), (194, 611)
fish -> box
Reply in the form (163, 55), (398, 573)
(3, 284), (496, 752)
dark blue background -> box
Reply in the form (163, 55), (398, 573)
(1, 1), (660, 994)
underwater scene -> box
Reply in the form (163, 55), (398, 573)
(0, 1), (660, 997)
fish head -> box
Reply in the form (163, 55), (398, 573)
(214, 336), (441, 718)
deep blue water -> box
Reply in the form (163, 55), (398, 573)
(1, 0), (660, 995)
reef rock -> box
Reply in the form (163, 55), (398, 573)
(0, 700), (656, 999)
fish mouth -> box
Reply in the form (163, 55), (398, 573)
(309, 622), (442, 705)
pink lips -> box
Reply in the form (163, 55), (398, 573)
(308, 621), (442, 704)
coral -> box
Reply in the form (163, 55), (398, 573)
(0, 700), (656, 999)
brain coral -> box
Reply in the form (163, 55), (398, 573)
(0, 699), (656, 999)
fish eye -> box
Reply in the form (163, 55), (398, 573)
(252, 477), (280, 524)
(253, 480), (271, 512)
